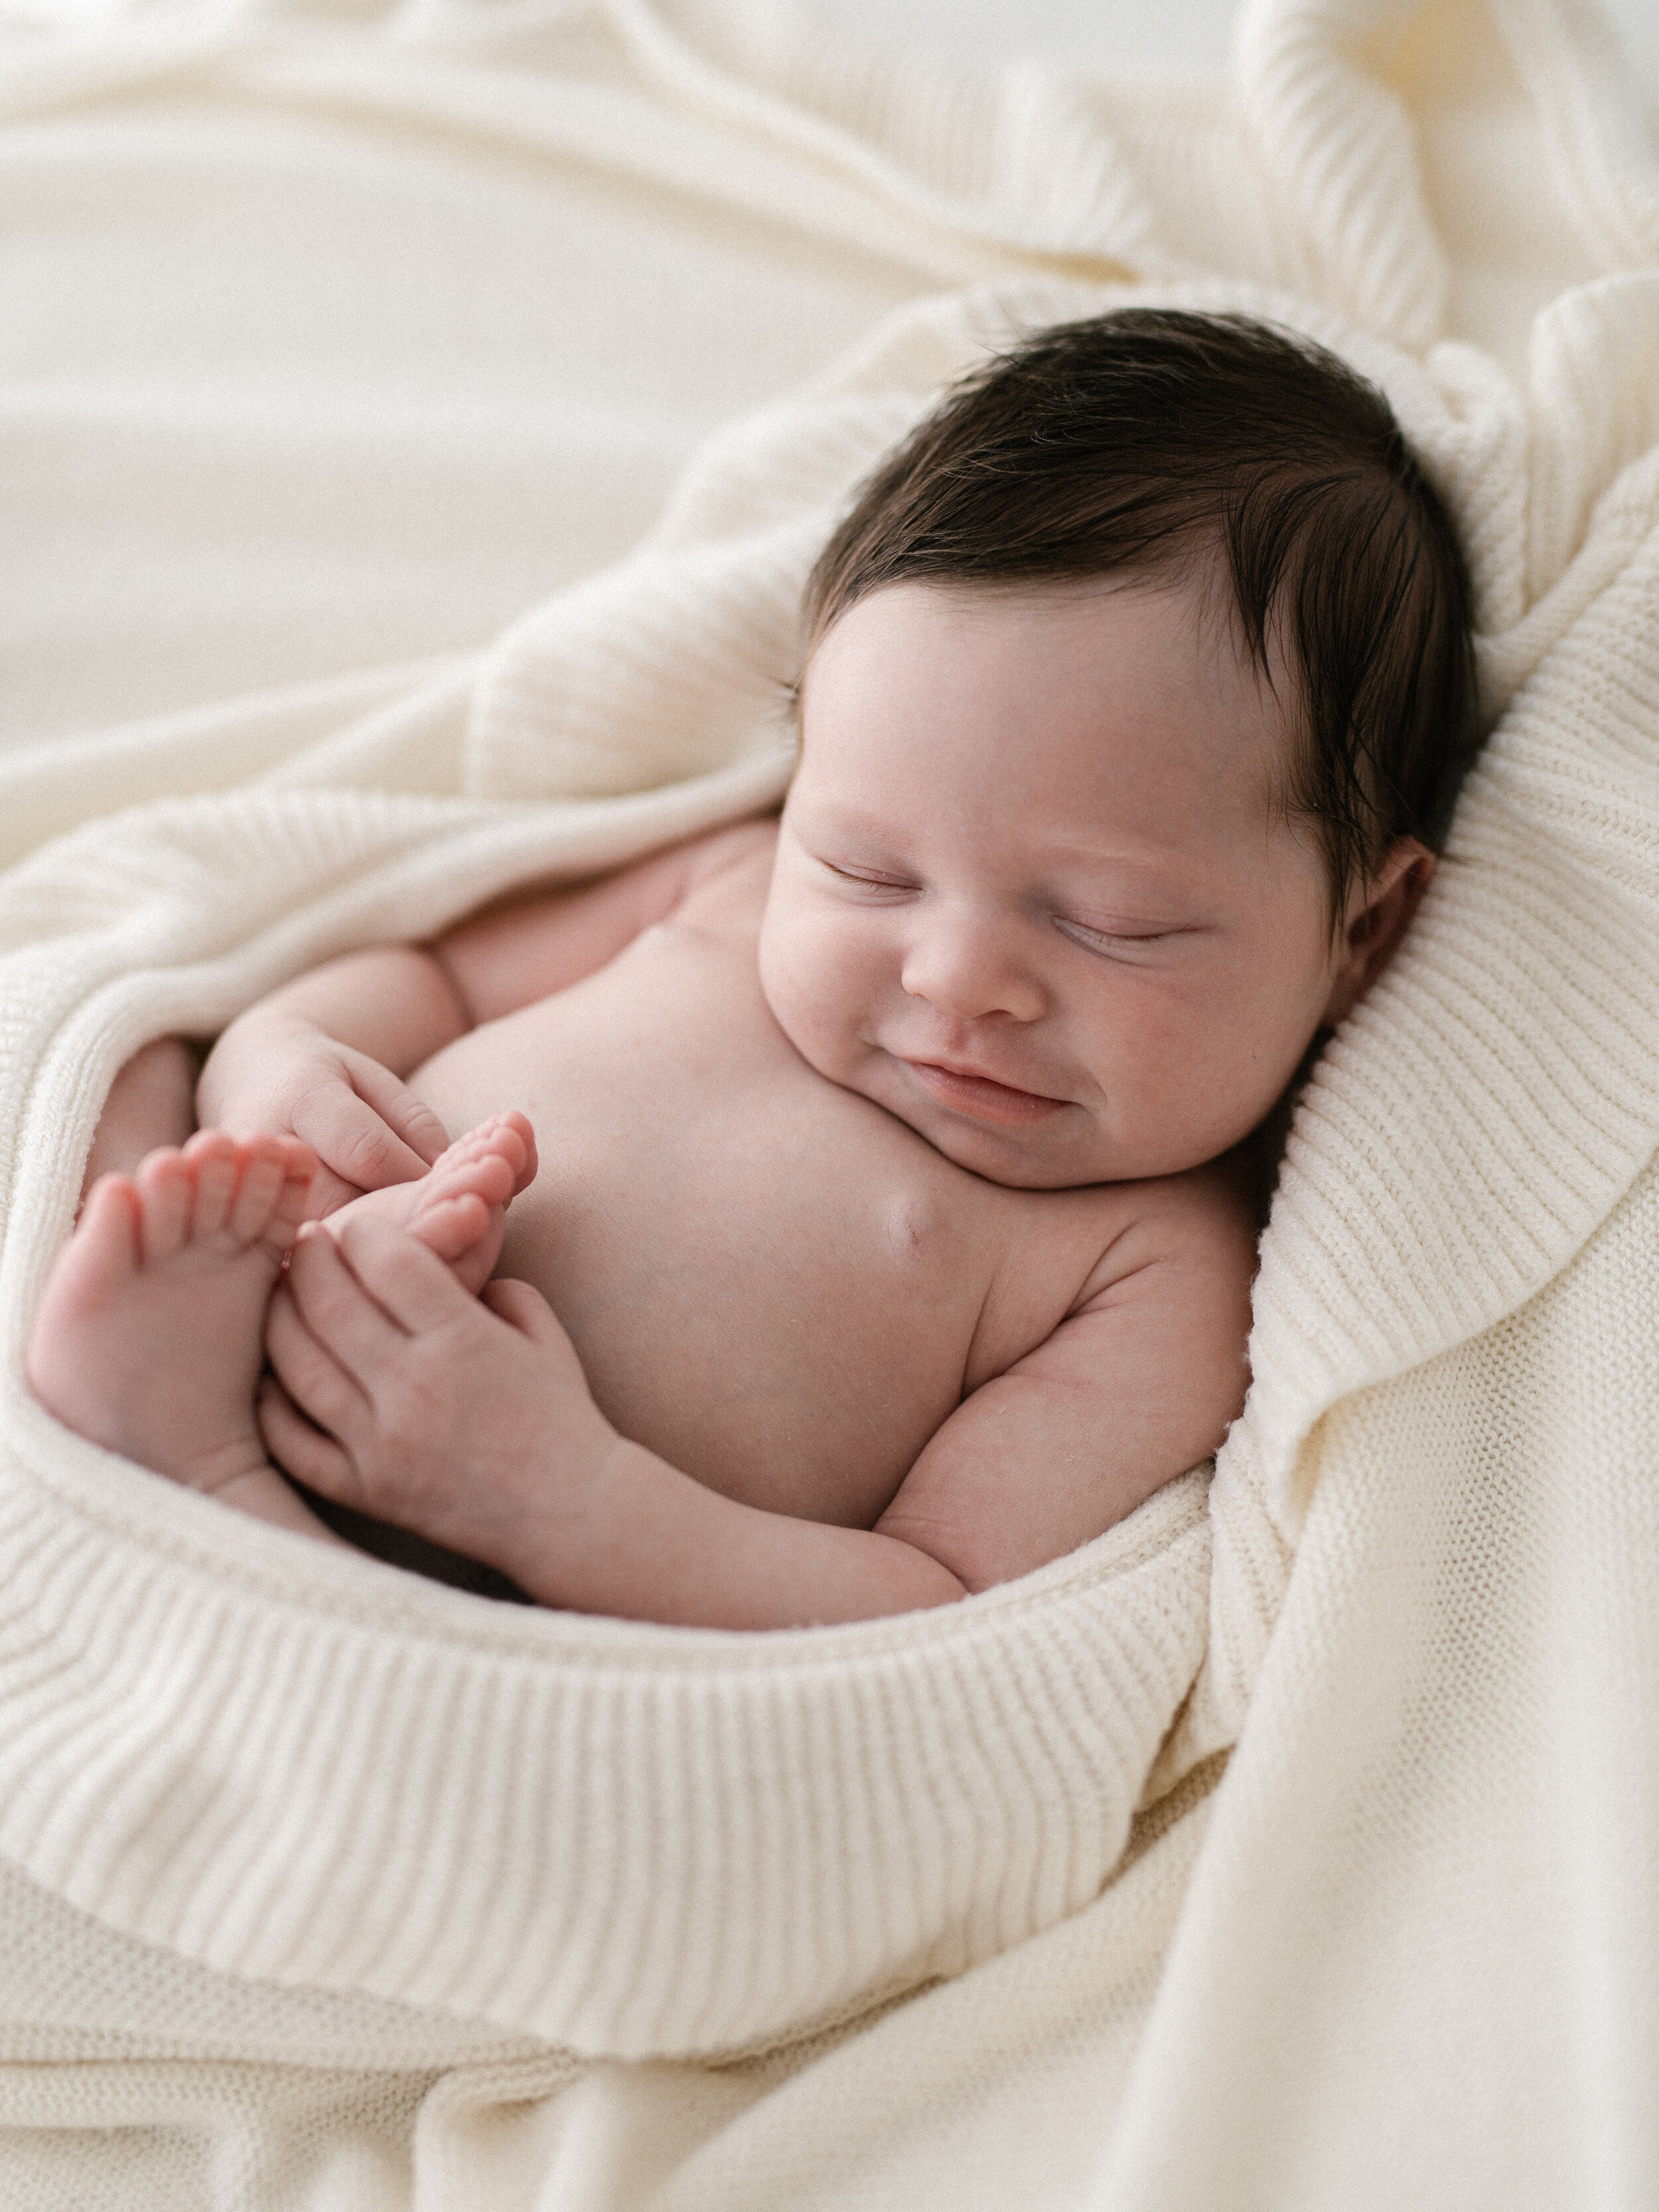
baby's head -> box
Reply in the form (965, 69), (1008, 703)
(758, 309), (1475, 1190)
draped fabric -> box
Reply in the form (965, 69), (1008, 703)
(1, 0), (1657, 2200)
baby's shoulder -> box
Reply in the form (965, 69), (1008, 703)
(1064, 1154), (1260, 1314)
(971, 1156), (1257, 1417)
(678, 815), (778, 892)
(648, 815), (778, 939)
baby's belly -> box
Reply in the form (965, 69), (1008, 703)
(411, 947), (1012, 1527)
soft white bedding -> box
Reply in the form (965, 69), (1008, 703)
(2, 0), (1659, 2204)
(826, 0), (1658, 115)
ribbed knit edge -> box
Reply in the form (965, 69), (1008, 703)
(1235, 0), (1449, 351)
(0, 1400), (1210, 2058)
(1488, 0), (1659, 273)
(605, 0), (1169, 269)
(1198, 514), (1659, 1738)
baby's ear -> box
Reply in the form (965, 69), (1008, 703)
(1320, 839), (1435, 1028)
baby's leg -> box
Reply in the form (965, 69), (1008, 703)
(27, 1131), (332, 1536)
(80, 1038), (198, 1201)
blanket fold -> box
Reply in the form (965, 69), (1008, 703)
(3, 0), (1659, 2200)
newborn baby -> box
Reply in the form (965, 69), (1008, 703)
(27, 309), (1474, 1627)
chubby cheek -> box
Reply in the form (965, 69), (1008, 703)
(1203, 983), (1331, 1142)
(1088, 961), (1331, 1169)
(757, 894), (891, 1080)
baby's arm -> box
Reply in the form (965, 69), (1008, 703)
(259, 1172), (1254, 1627)
(198, 821), (771, 1214)
(81, 1038), (201, 1196)
(198, 949), (466, 1215)
(261, 1214), (966, 1624)
(871, 1171), (1256, 1590)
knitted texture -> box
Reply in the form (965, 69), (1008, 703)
(1, 0), (1657, 2201)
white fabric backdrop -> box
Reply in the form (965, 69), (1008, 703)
(19, 0), (1659, 111)
(3, 0), (1659, 2204)
(822, 0), (1659, 120)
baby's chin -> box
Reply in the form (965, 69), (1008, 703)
(912, 1124), (1116, 1189)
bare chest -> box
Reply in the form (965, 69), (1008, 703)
(411, 916), (1113, 1525)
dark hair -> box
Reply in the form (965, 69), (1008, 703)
(804, 309), (1477, 924)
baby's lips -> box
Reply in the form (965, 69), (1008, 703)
(899, 1046), (1068, 1099)
(902, 1058), (1072, 1128)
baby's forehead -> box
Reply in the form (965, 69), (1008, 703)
(801, 573), (1301, 782)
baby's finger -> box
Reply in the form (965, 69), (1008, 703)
(297, 1088), (432, 1196)
(226, 1134), (317, 1245)
(281, 1227), (413, 1379)
(347, 1060), (452, 1172)
(180, 1129), (240, 1239)
(286, 1159), (361, 1223)
(257, 1377), (358, 1498)
(482, 1278), (568, 1346)
(265, 1275), (374, 1434)
(328, 1211), (483, 1338)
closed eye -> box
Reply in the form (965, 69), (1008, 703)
(1053, 916), (1179, 955)
(818, 858), (917, 894)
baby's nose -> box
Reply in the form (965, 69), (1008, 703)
(899, 914), (1046, 1024)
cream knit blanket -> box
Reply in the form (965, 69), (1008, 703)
(2, 0), (1658, 2202)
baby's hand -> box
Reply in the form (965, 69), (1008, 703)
(198, 1008), (451, 1218)
(259, 1211), (609, 1584)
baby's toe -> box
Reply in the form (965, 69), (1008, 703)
(184, 1131), (241, 1238)
(467, 1154), (518, 1208)
(410, 1190), (494, 1265)
(78, 1175), (143, 1276)
(458, 1110), (536, 1194)
(46, 1176), (142, 1317)
(427, 1137), (515, 1210)
(496, 1111), (538, 1194)
(133, 1150), (194, 1261)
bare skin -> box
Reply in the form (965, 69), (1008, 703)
(29, 1115), (538, 1541)
(29, 577), (1431, 1627)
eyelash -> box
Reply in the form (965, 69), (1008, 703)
(821, 863), (1171, 950)
(821, 861), (913, 894)
(1053, 918), (1172, 952)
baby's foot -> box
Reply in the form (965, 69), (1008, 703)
(27, 1130), (316, 1499)
(325, 1111), (538, 1295)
